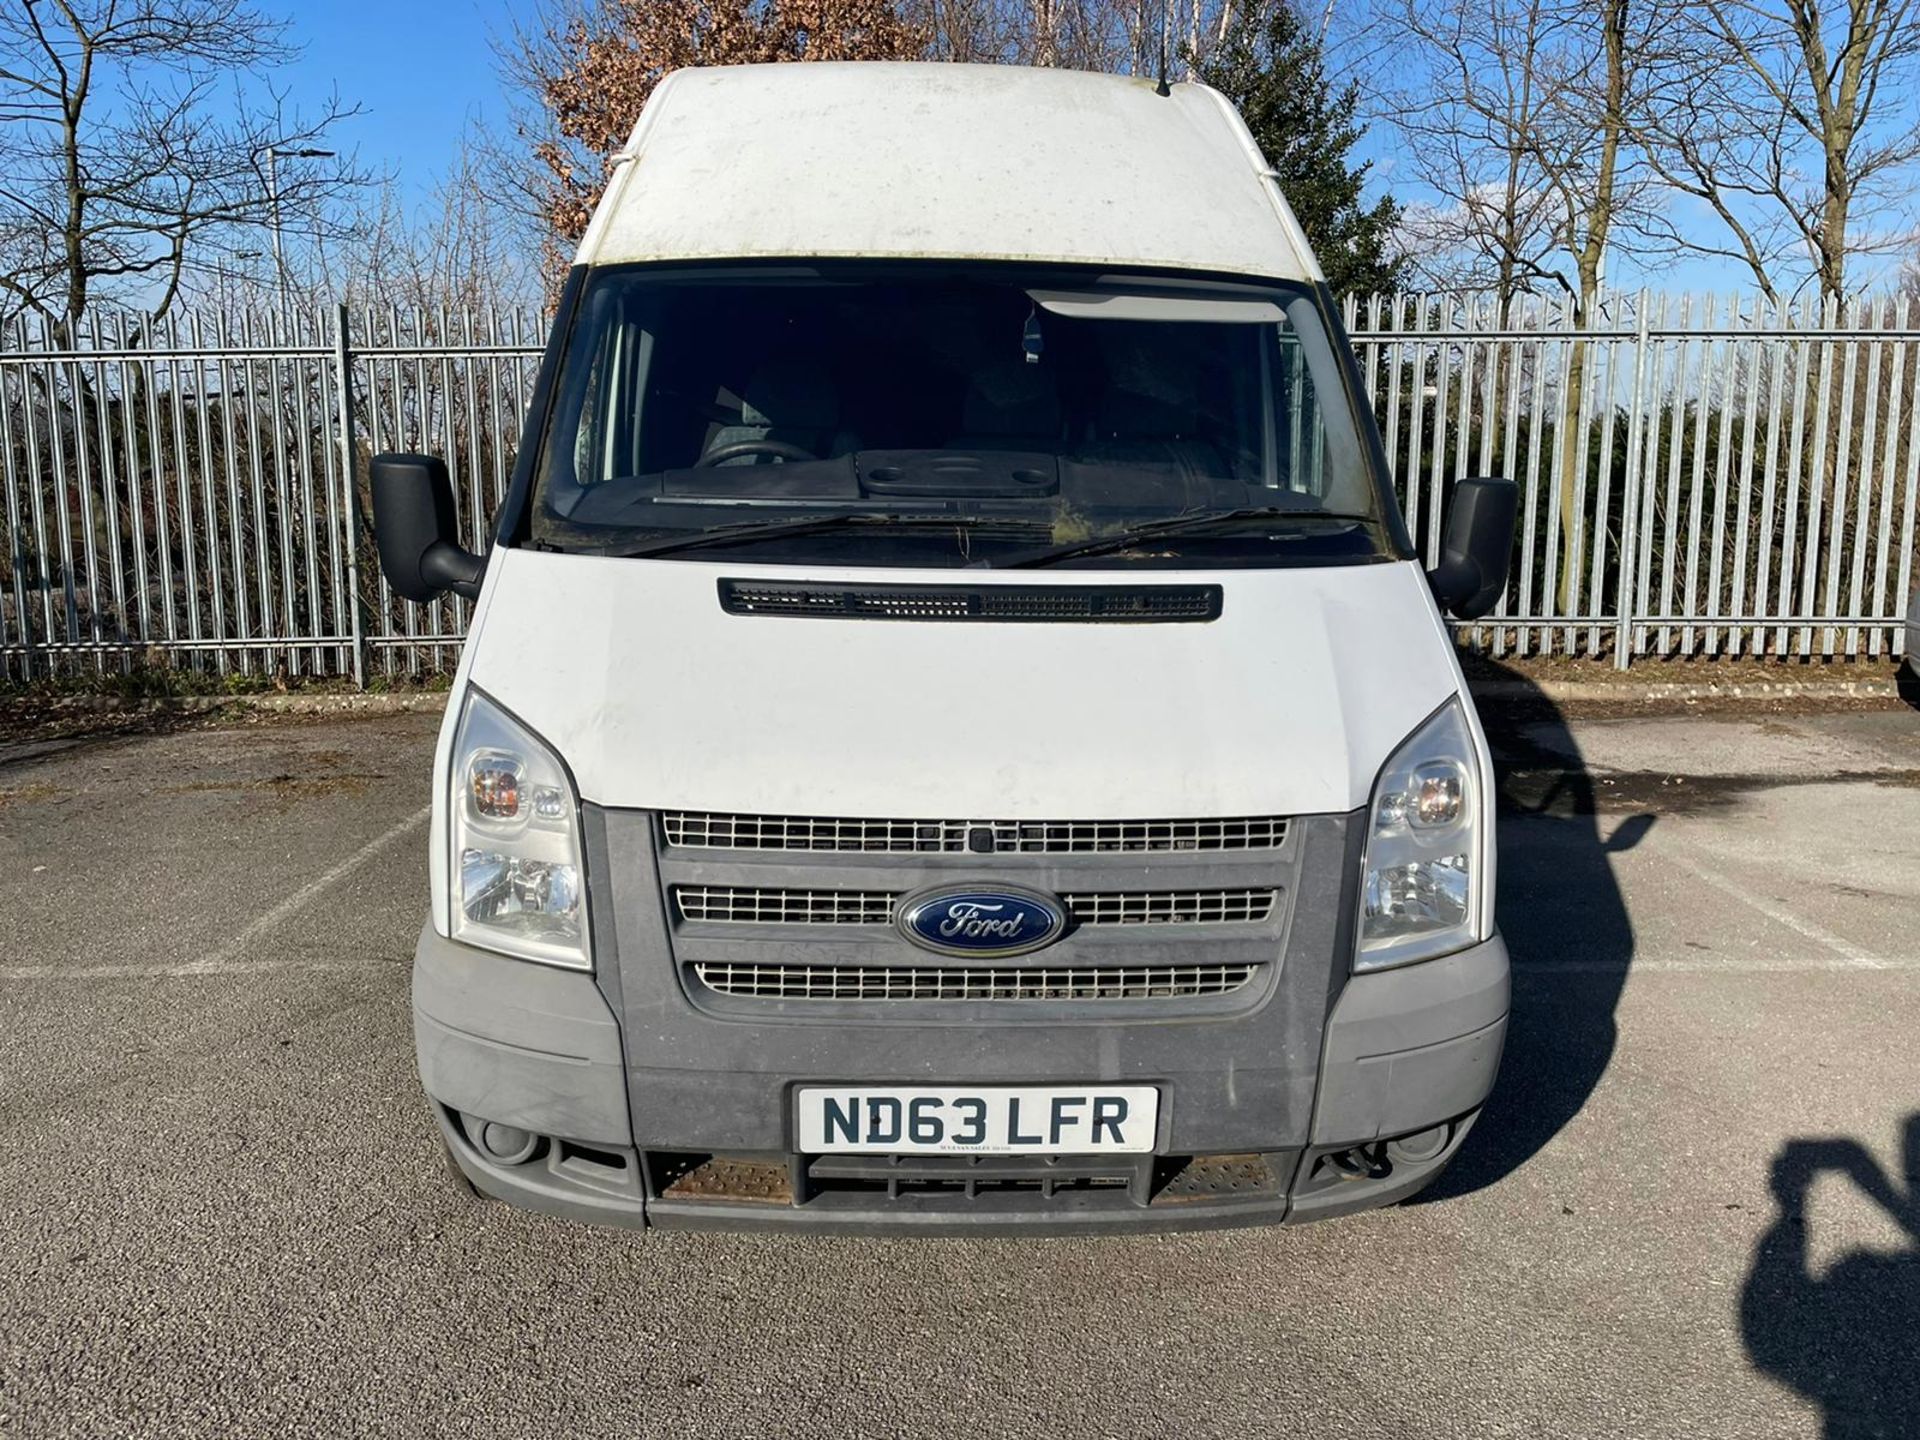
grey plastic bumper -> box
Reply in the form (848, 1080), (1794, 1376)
(413, 925), (1509, 1232)
(1292, 934), (1508, 1222)
(1314, 936), (1509, 1145)
(412, 924), (631, 1147)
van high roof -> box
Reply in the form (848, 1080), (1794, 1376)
(576, 62), (1323, 284)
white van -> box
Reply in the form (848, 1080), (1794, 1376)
(371, 62), (1518, 1233)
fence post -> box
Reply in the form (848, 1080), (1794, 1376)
(1613, 297), (1651, 671)
(332, 302), (367, 689)
(0, 355), (37, 682)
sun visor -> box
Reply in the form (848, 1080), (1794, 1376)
(1026, 290), (1287, 323)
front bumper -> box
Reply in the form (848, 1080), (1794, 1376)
(412, 925), (1508, 1234)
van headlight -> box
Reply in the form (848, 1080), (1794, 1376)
(1356, 700), (1486, 971)
(448, 690), (589, 970)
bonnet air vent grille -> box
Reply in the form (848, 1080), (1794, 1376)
(718, 579), (1223, 623)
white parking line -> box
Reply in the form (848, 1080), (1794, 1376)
(1512, 953), (1920, 974)
(1675, 857), (1889, 969)
(0, 806), (430, 982)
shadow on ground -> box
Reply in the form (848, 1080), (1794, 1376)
(1897, 665), (1920, 710)
(1741, 1114), (1920, 1439)
(1419, 655), (1647, 1201)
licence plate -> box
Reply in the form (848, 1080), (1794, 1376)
(796, 1085), (1159, 1154)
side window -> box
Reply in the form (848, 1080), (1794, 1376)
(570, 309), (650, 486)
(1273, 323), (1329, 497)
(571, 323), (613, 485)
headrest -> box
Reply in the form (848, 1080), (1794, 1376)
(962, 359), (1062, 438)
(741, 359), (838, 430)
(1097, 335), (1200, 439)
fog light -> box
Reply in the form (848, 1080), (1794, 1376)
(475, 1119), (540, 1165)
(1386, 1124), (1451, 1165)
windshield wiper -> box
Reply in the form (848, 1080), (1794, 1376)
(988, 507), (1372, 569)
(584, 512), (1040, 559)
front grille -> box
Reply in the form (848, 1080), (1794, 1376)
(691, 960), (1261, 1001)
(673, 886), (1278, 927)
(661, 811), (1289, 855)
(719, 579), (1222, 623)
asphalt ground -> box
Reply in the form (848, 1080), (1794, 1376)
(0, 694), (1916, 1438)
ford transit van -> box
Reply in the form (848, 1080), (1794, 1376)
(370, 62), (1518, 1233)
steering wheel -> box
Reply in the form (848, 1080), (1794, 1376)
(695, 439), (819, 468)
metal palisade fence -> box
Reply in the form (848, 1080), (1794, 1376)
(0, 305), (541, 685)
(1, 291), (1915, 683)
(1347, 289), (1919, 667)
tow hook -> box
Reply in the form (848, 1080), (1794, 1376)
(1323, 1143), (1392, 1181)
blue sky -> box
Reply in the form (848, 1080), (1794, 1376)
(277, 0), (518, 205)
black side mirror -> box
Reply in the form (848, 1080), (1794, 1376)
(1427, 476), (1518, 621)
(370, 453), (486, 603)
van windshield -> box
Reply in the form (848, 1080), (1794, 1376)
(531, 266), (1391, 568)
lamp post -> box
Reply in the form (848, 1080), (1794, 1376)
(264, 146), (336, 314)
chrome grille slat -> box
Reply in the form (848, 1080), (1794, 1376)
(1058, 889), (1275, 925)
(691, 961), (1261, 1002)
(672, 886), (1277, 926)
(662, 812), (1288, 854)
(665, 813), (971, 853)
(674, 886), (895, 925)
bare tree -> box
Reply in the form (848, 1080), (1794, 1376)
(1387, 0), (1563, 310)
(936, 0), (1164, 71)
(906, 0), (1024, 59)
(1385, 0), (1673, 611)
(1387, 0), (1663, 320)
(1637, 0), (1920, 309)
(0, 0), (368, 335)
(321, 141), (541, 318)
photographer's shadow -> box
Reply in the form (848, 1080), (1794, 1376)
(1742, 1117), (1920, 1439)
(1421, 660), (1645, 1199)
